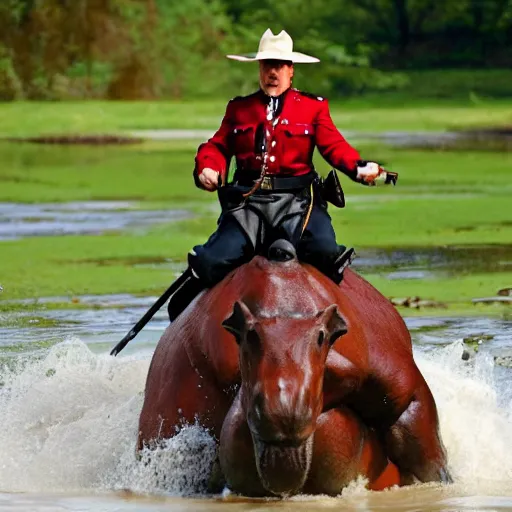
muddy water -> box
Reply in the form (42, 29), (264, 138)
(0, 201), (190, 240)
(1, 294), (511, 357)
(2, 487), (512, 512)
(353, 244), (512, 280)
(0, 294), (511, 511)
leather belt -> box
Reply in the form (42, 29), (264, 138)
(234, 172), (316, 191)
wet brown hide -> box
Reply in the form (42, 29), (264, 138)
(138, 256), (450, 495)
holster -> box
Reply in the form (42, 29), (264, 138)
(217, 185), (244, 212)
(320, 169), (345, 208)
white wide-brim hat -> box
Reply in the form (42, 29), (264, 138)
(227, 29), (319, 64)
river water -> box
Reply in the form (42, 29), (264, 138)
(0, 201), (190, 240)
(0, 297), (511, 511)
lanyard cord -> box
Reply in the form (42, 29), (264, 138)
(242, 99), (280, 199)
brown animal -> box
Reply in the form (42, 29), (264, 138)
(138, 250), (451, 496)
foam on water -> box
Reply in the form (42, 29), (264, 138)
(0, 338), (219, 496)
(0, 337), (511, 497)
(416, 341), (512, 491)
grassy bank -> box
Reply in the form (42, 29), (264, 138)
(2, 224), (511, 308)
(0, 141), (204, 204)
(2, 139), (512, 207)
(0, 136), (511, 314)
(1, 98), (512, 137)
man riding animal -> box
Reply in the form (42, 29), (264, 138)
(135, 29), (452, 495)
(167, 29), (392, 321)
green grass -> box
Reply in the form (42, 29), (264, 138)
(0, 225), (198, 300)
(3, 224), (510, 304)
(2, 140), (512, 208)
(0, 101), (228, 137)
(0, 136), (511, 313)
(1, 94), (511, 314)
(1, 98), (511, 137)
(364, 272), (512, 304)
(0, 141), (206, 203)
(2, 69), (512, 137)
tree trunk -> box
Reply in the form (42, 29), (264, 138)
(393, 0), (411, 61)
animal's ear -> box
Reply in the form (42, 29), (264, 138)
(316, 304), (348, 345)
(222, 301), (255, 343)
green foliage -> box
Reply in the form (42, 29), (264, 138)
(401, 69), (512, 100)
(0, 0), (511, 100)
(0, 44), (23, 100)
(144, 0), (241, 98)
(320, 65), (410, 97)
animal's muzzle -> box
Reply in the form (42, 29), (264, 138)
(247, 391), (316, 444)
(253, 433), (314, 496)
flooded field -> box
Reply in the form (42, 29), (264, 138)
(354, 244), (512, 278)
(1, 131), (511, 511)
(0, 201), (190, 240)
(1, 288), (511, 357)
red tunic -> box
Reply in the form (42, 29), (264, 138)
(194, 88), (361, 182)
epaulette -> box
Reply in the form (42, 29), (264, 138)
(229, 91), (259, 103)
(294, 89), (326, 102)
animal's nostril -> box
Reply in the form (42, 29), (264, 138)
(249, 392), (267, 425)
(249, 403), (315, 443)
(253, 391), (265, 410)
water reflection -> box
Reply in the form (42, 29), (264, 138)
(0, 201), (190, 240)
(353, 245), (512, 277)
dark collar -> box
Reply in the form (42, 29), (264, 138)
(258, 88), (290, 118)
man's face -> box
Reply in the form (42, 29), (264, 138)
(259, 60), (294, 96)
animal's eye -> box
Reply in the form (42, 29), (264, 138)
(247, 329), (259, 345)
(318, 330), (325, 347)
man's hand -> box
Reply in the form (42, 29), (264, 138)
(199, 168), (220, 191)
(356, 161), (382, 184)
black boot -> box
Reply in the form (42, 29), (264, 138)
(167, 267), (206, 322)
(332, 247), (356, 284)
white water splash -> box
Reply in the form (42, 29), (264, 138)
(415, 341), (512, 490)
(108, 426), (217, 495)
(0, 339), (143, 492)
(0, 338), (216, 495)
(0, 337), (511, 497)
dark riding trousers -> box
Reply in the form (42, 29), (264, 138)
(189, 174), (344, 287)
